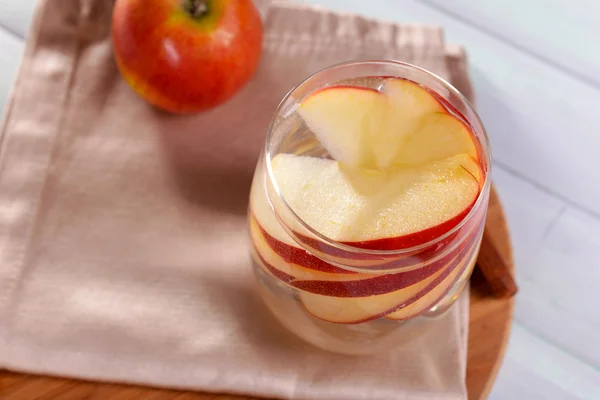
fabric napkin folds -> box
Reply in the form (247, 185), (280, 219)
(0, 1), (476, 399)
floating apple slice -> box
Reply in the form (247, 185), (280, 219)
(251, 159), (401, 269)
(372, 79), (446, 169)
(393, 111), (479, 166)
(249, 165), (361, 272)
(250, 151), (483, 274)
(297, 86), (387, 168)
(249, 165), (300, 249)
(297, 78), (481, 172)
(271, 153), (479, 249)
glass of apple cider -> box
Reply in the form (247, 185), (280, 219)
(248, 60), (491, 355)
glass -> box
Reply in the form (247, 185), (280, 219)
(247, 60), (491, 355)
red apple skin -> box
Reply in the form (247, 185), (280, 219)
(252, 195), (482, 273)
(426, 87), (487, 169)
(251, 208), (485, 297)
(290, 222), (481, 297)
(112, 0), (263, 113)
(385, 230), (482, 321)
(300, 245), (476, 324)
(298, 230), (482, 324)
(254, 216), (355, 275)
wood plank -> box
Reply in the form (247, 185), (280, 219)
(1, 375), (70, 399)
(515, 206), (600, 368)
(0, 0), (36, 38)
(485, 168), (569, 398)
(491, 168), (565, 270)
(0, 28), (24, 119)
(491, 167), (600, 396)
(421, 0), (600, 87)
(491, 323), (600, 400)
(0, 372), (266, 400)
(302, 0), (600, 218)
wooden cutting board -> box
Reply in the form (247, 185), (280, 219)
(0, 185), (514, 400)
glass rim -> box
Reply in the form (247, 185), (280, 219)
(263, 59), (492, 257)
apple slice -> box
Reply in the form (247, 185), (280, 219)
(392, 111), (479, 166)
(298, 238), (478, 324)
(297, 79), (481, 171)
(252, 211), (479, 296)
(297, 86), (387, 168)
(292, 232), (477, 297)
(298, 248), (468, 324)
(249, 165), (301, 249)
(457, 154), (484, 187)
(271, 153), (480, 249)
(372, 79), (446, 169)
(251, 151), (483, 272)
(385, 239), (480, 321)
(250, 214), (362, 280)
(251, 159), (406, 269)
(290, 217), (481, 298)
(249, 166), (355, 273)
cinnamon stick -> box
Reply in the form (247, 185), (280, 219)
(476, 229), (518, 298)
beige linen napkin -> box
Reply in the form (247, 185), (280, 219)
(0, 1), (474, 399)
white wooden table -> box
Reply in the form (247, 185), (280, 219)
(1, 1), (599, 399)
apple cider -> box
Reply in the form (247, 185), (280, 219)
(248, 61), (490, 355)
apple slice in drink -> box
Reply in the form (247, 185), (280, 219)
(270, 153), (480, 250)
(297, 79), (479, 170)
(249, 167), (353, 274)
(385, 237), (481, 321)
(252, 211), (480, 297)
(251, 161), (419, 271)
(372, 79), (446, 169)
(250, 153), (482, 272)
(298, 246), (471, 324)
(392, 112), (479, 166)
(252, 79), (484, 267)
(297, 86), (387, 168)
(250, 215), (365, 281)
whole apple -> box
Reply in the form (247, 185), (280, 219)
(112, 0), (263, 113)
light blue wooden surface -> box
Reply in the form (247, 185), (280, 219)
(1, 1), (599, 399)
(421, 0), (600, 87)
(0, 29), (22, 118)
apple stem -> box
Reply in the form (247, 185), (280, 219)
(184, 0), (209, 18)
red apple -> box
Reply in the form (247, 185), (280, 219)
(112, 0), (263, 113)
